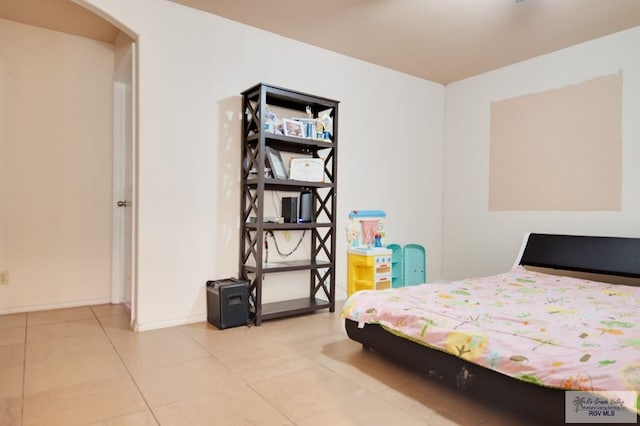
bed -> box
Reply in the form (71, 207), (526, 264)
(342, 233), (640, 423)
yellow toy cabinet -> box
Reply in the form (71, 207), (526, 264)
(347, 247), (393, 296)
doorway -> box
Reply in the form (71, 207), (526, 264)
(112, 40), (136, 325)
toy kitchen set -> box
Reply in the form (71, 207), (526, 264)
(346, 210), (392, 296)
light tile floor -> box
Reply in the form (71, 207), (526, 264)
(0, 303), (545, 425)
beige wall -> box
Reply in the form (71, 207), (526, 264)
(443, 26), (640, 280)
(489, 73), (622, 211)
(0, 18), (114, 312)
(80, 0), (445, 330)
(4, 2), (637, 328)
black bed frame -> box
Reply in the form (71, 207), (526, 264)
(345, 233), (640, 424)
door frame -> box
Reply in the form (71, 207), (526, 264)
(112, 40), (137, 324)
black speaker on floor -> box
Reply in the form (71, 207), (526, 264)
(206, 278), (249, 329)
(282, 197), (298, 223)
(299, 190), (313, 223)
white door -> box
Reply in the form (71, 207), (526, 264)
(112, 42), (136, 322)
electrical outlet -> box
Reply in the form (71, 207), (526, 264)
(0, 270), (8, 286)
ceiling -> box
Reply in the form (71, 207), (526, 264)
(171, 0), (640, 84)
(2, 0), (640, 84)
(0, 0), (119, 44)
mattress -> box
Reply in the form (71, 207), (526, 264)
(342, 266), (640, 396)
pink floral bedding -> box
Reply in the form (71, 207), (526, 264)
(342, 266), (640, 399)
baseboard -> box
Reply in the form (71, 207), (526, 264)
(0, 297), (112, 315)
(133, 313), (206, 332)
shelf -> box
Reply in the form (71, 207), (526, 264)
(260, 297), (332, 321)
(240, 83), (338, 326)
(243, 82), (339, 112)
(247, 133), (333, 150)
(243, 259), (333, 273)
(246, 178), (334, 190)
(245, 222), (332, 230)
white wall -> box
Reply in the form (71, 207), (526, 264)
(79, 0), (445, 330)
(0, 19), (114, 312)
(443, 26), (640, 280)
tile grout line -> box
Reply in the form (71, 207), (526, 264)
(175, 323), (300, 425)
(92, 306), (162, 426)
(243, 379), (297, 425)
(20, 314), (28, 426)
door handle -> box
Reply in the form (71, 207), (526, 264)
(117, 201), (128, 207)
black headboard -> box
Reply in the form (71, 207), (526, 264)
(518, 233), (640, 278)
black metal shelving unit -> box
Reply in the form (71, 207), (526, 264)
(239, 83), (339, 325)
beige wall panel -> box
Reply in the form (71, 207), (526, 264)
(0, 18), (114, 312)
(489, 73), (622, 211)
